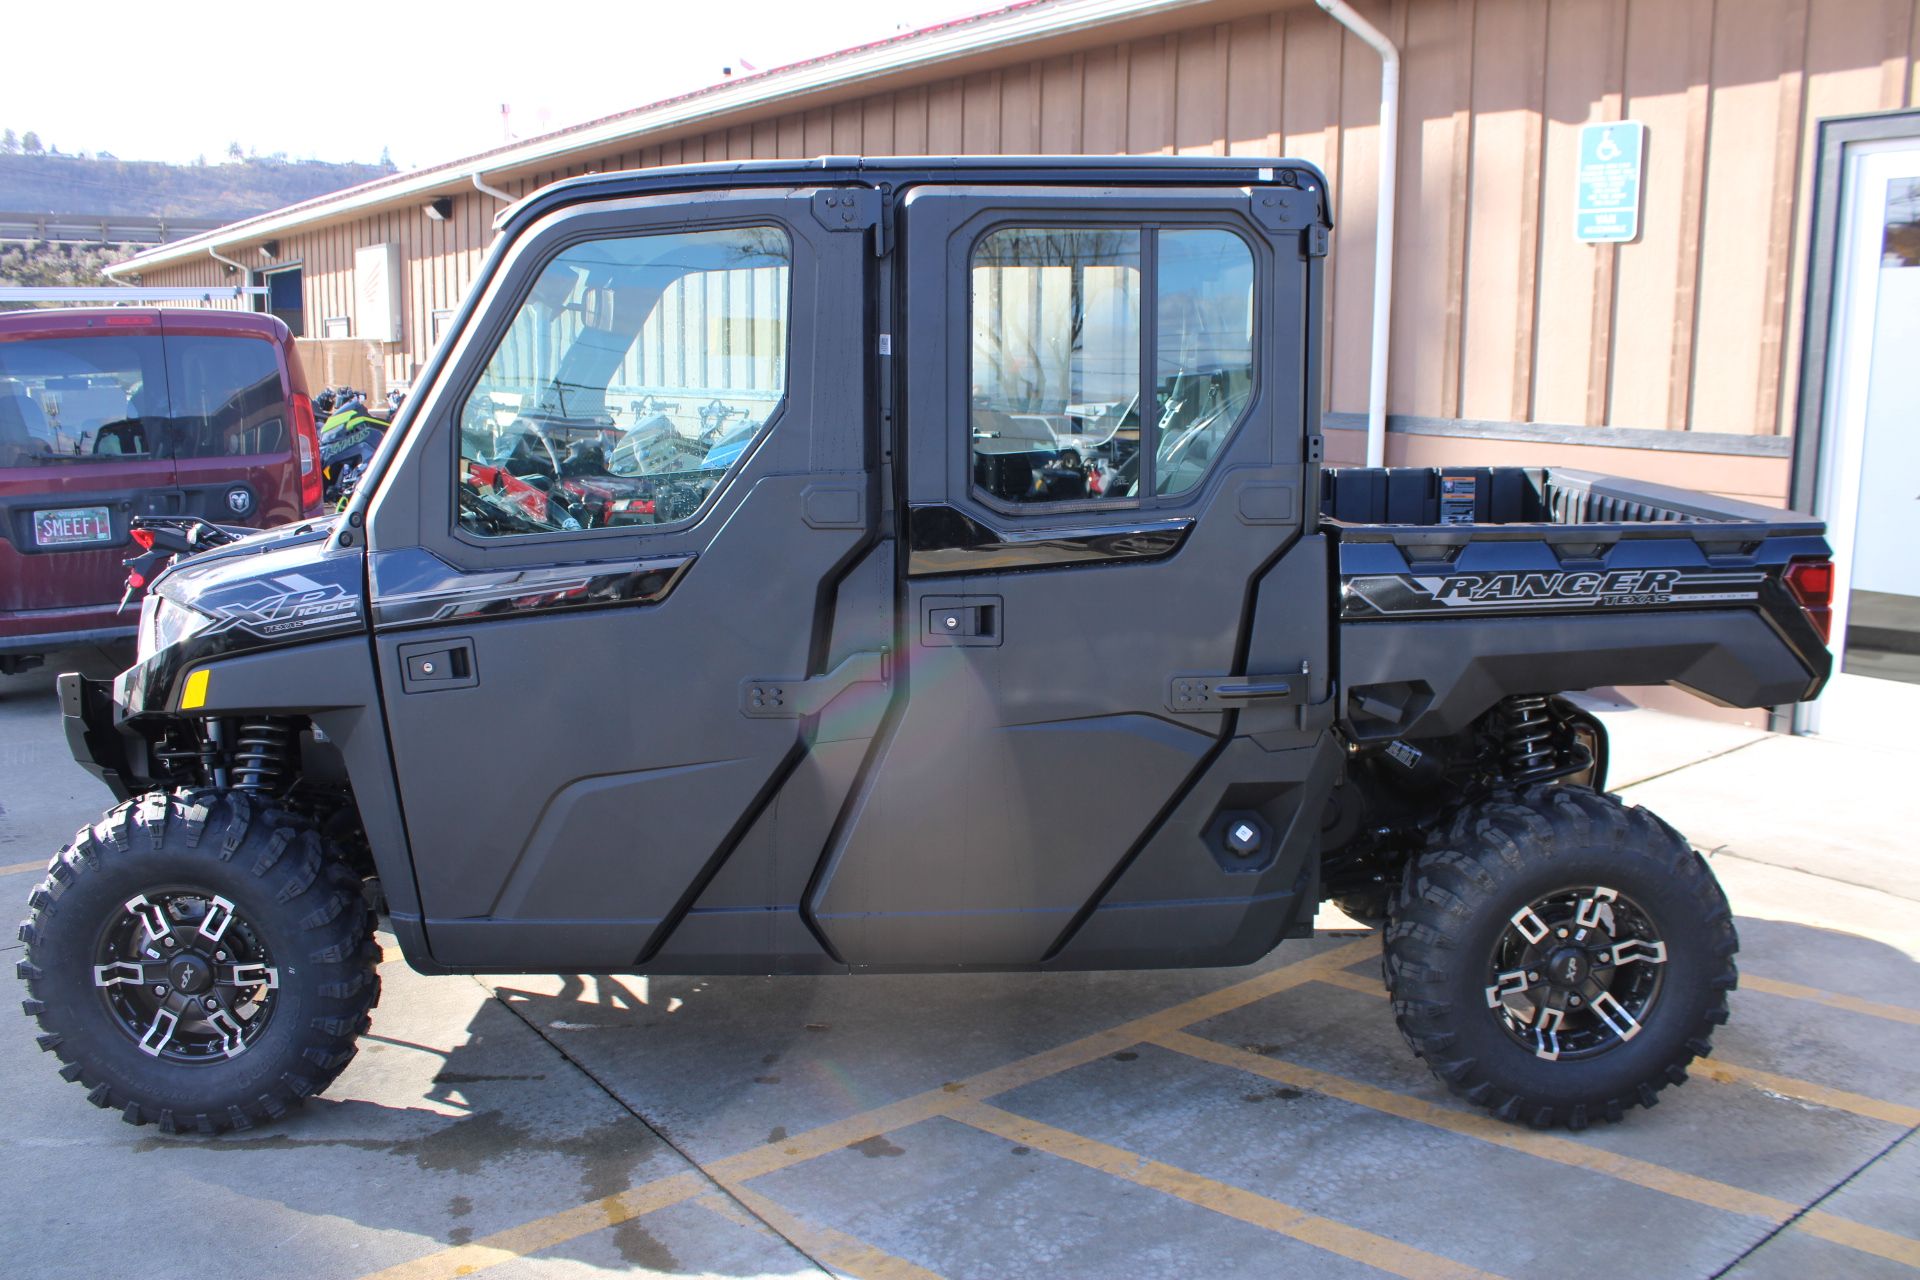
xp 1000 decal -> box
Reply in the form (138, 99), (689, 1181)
(1342, 567), (1768, 619)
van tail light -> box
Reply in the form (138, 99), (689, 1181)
(293, 395), (323, 514)
(1784, 559), (1834, 643)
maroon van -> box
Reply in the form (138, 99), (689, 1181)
(0, 308), (322, 672)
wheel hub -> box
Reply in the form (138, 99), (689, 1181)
(166, 954), (213, 994)
(1484, 885), (1668, 1061)
(92, 888), (281, 1063)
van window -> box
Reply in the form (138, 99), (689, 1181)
(0, 332), (287, 467)
(0, 336), (163, 464)
(164, 334), (288, 458)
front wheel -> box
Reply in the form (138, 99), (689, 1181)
(1384, 786), (1737, 1129)
(17, 790), (380, 1134)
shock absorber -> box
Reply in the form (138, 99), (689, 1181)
(231, 718), (295, 794)
(1498, 695), (1559, 783)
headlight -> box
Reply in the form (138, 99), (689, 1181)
(137, 594), (213, 660)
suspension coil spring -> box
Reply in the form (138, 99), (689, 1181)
(231, 718), (295, 794)
(1500, 695), (1559, 783)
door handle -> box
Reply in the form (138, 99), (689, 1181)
(398, 638), (477, 692)
(921, 595), (1003, 647)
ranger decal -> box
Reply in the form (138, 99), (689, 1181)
(1343, 568), (1767, 619)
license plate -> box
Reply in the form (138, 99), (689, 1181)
(33, 506), (113, 547)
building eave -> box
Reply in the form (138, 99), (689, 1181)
(113, 0), (1231, 277)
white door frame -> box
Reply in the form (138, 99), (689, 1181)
(1788, 111), (1920, 735)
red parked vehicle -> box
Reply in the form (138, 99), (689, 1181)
(0, 309), (322, 672)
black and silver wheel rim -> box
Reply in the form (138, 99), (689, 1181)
(1484, 885), (1668, 1062)
(92, 887), (281, 1063)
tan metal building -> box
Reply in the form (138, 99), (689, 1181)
(114, 0), (1919, 513)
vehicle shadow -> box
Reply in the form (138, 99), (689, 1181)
(38, 915), (1920, 1279)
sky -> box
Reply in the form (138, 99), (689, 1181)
(5, 0), (998, 170)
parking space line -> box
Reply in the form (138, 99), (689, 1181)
(949, 1099), (1502, 1280)
(1152, 1030), (1920, 1269)
(1741, 975), (1920, 1028)
(351, 935), (1382, 1280)
(1150, 1029), (1794, 1218)
(1689, 1059), (1920, 1127)
(353, 1170), (706, 1280)
(0, 858), (45, 877)
(1311, 969), (1920, 1127)
(1795, 1210), (1920, 1268)
(717, 1185), (950, 1280)
(1315, 968), (1387, 999)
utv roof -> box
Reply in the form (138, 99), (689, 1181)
(497, 154), (1334, 240)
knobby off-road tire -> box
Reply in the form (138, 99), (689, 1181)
(17, 790), (380, 1134)
(1384, 785), (1737, 1129)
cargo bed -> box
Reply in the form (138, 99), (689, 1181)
(1319, 466), (1818, 534)
(1322, 466), (1833, 739)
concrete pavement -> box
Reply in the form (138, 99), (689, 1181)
(1, 652), (1915, 1279)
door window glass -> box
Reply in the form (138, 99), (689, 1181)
(457, 225), (791, 538)
(969, 228), (1141, 504)
(1154, 230), (1255, 495)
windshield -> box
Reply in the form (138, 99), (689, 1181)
(0, 332), (286, 467)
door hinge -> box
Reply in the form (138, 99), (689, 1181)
(811, 188), (881, 235)
(1303, 225), (1329, 258)
(741, 649), (889, 719)
(1306, 433), (1325, 464)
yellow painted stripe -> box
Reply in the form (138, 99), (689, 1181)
(1152, 1031), (1920, 1267)
(354, 1170), (705, 1280)
(1315, 967), (1389, 999)
(720, 1185), (949, 1280)
(1151, 1029), (1795, 1221)
(1314, 969), (1920, 1128)
(1742, 975), (1920, 1028)
(352, 935), (1380, 1280)
(950, 1099), (1502, 1280)
(1797, 1211), (1920, 1269)
(0, 859), (47, 877)
(1689, 1058), (1920, 1128)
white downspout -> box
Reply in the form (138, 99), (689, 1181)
(1315, 0), (1399, 468)
(471, 171), (516, 203)
(208, 246), (252, 310)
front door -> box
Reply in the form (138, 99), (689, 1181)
(365, 189), (879, 970)
(812, 183), (1323, 968)
(1807, 136), (1920, 744)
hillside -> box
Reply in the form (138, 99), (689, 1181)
(0, 152), (395, 220)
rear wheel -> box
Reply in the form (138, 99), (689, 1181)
(17, 790), (379, 1134)
(1384, 785), (1736, 1128)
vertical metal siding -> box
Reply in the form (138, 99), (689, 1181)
(130, 0), (1920, 449)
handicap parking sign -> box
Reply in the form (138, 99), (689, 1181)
(1575, 121), (1645, 243)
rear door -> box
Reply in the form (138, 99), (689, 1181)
(0, 314), (304, 620)
(813, 183), (1318, 968)
(0, 315), (174, 615)
(157, 313), (307, 528)
(364, 187), (879, 971)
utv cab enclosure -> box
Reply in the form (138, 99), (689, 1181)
(27, 157), (1833, 1135)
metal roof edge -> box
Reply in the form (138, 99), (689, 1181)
(113, 0), (1215, 276)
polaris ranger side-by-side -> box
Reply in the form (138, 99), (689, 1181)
(21, 158), (1833, 1135)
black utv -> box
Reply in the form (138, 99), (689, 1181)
(23, 157), (1834, 1135)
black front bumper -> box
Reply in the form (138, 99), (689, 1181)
(59, 672), (138, 802)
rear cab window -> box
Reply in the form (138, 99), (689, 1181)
(967, 224), (1256, 508)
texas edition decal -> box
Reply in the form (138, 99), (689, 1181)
(1342, 568), (1767, 619)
